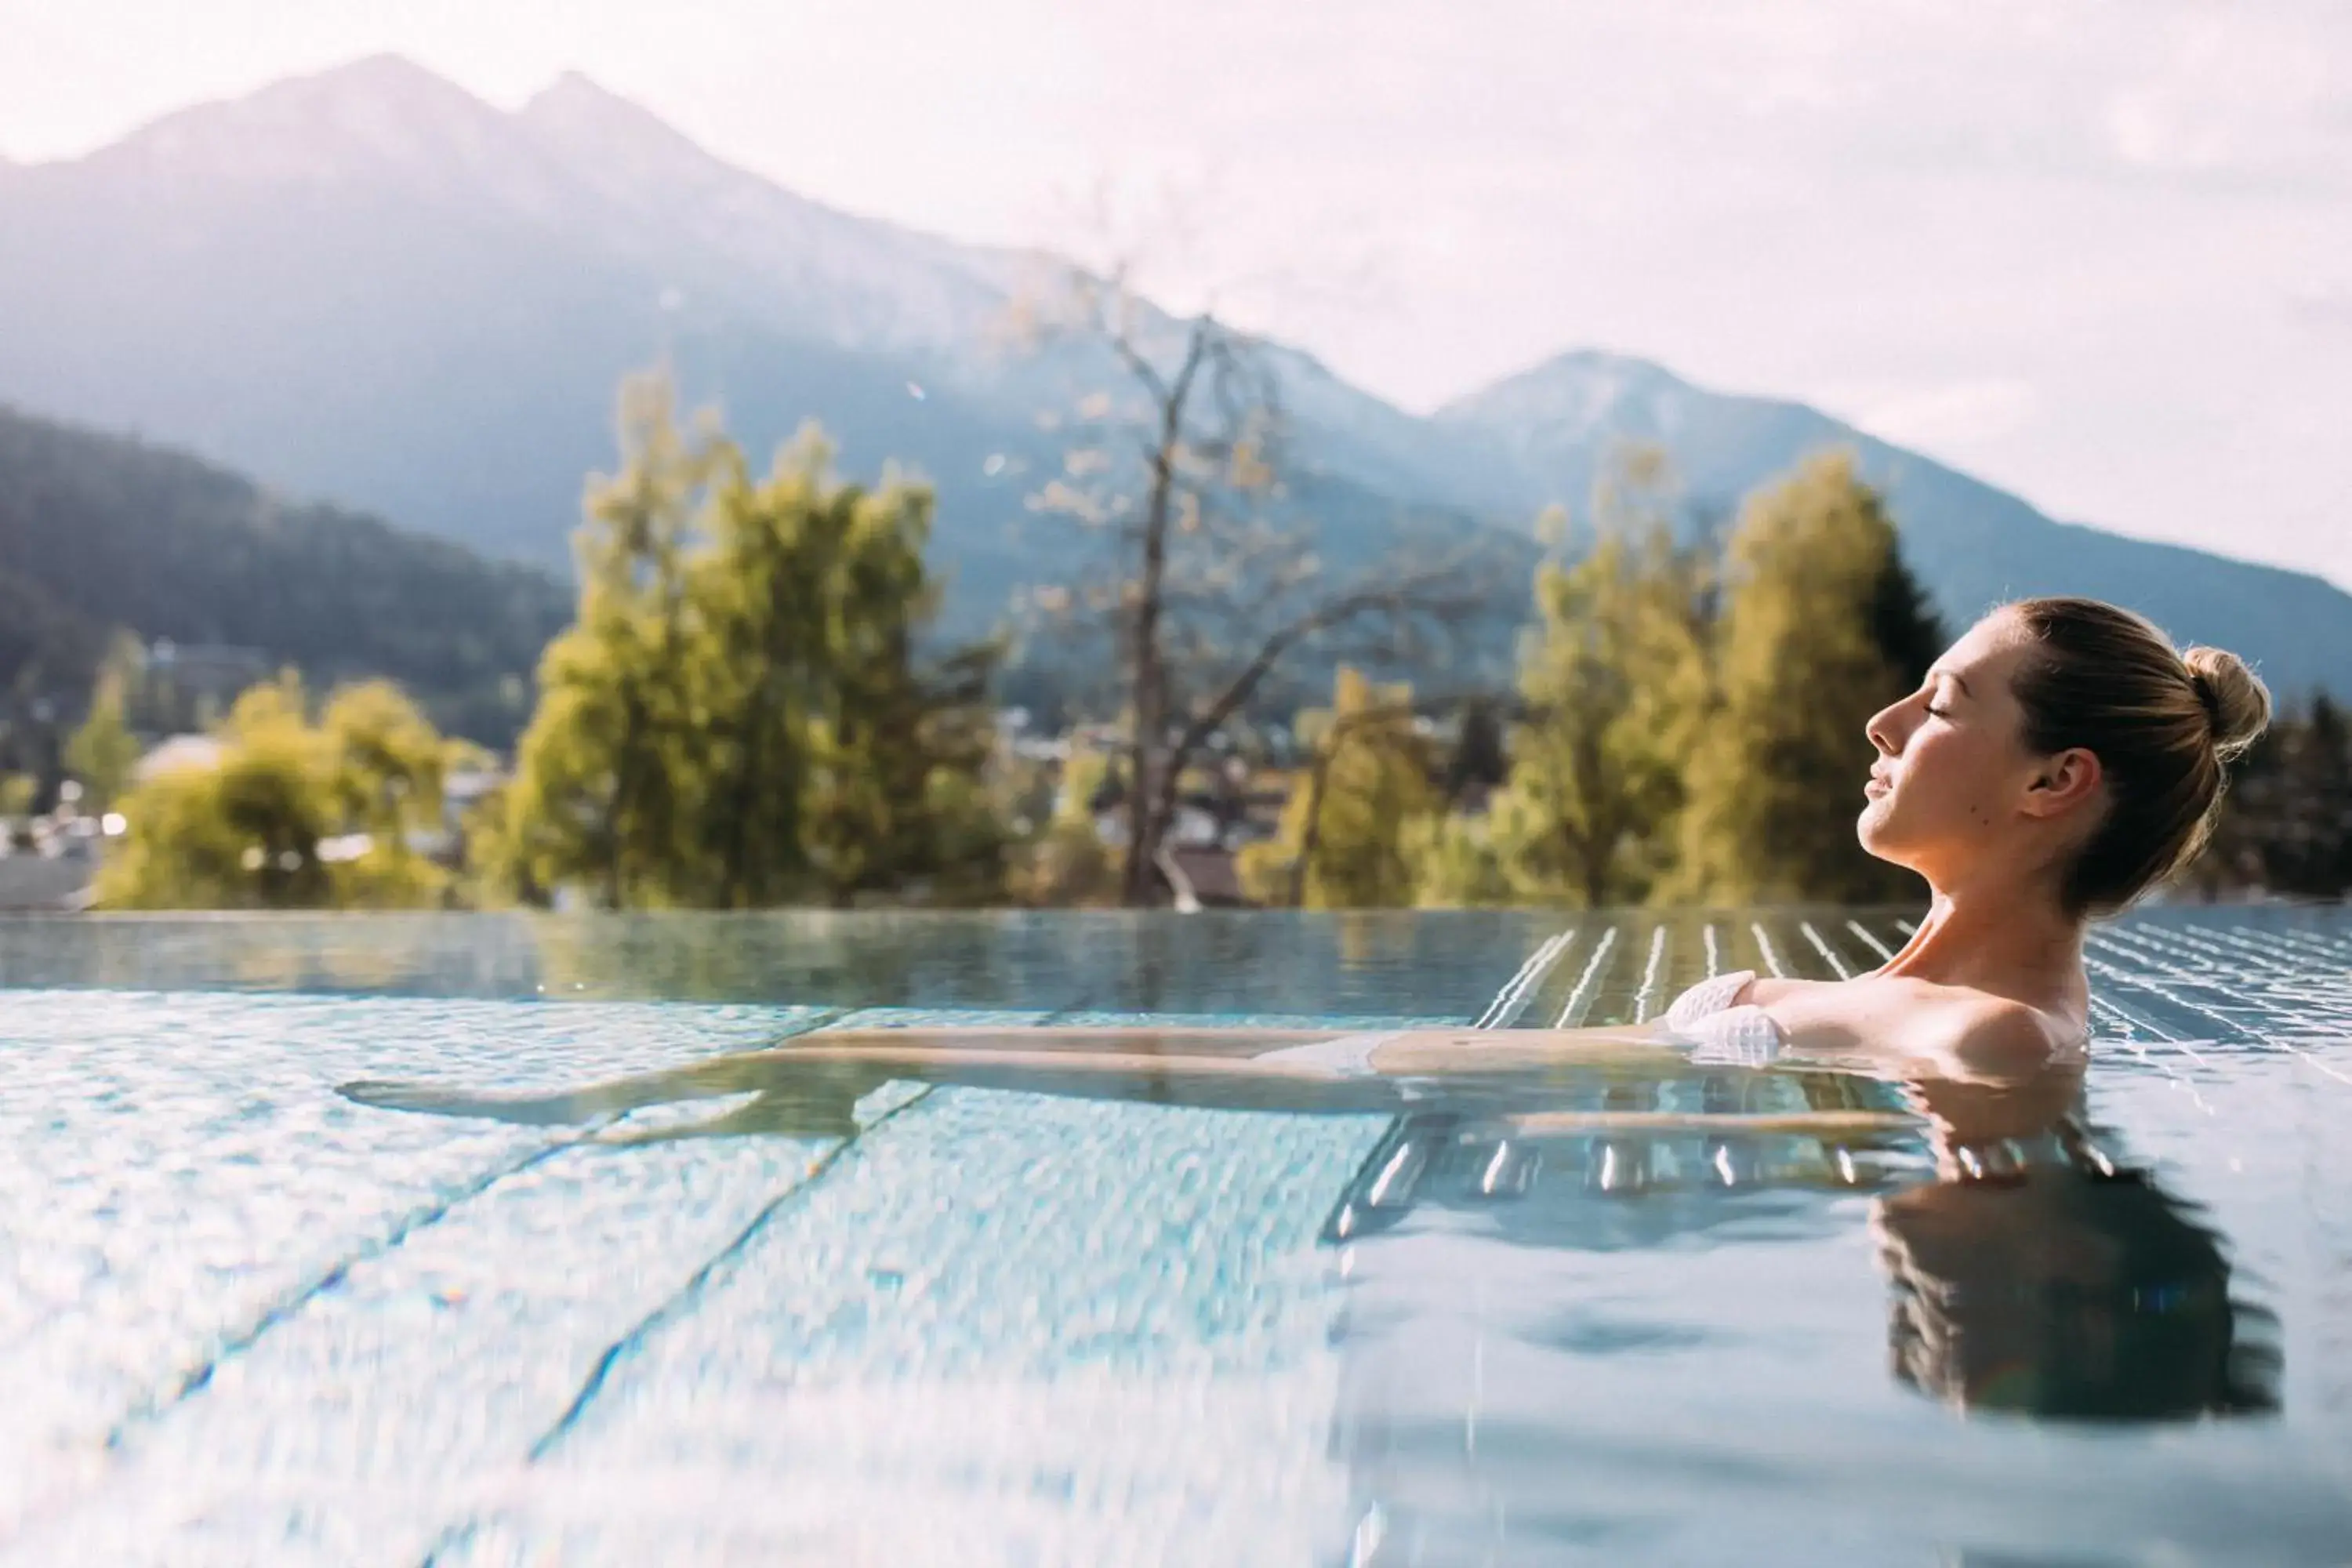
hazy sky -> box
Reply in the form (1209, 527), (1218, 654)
(6, 0), (2350, 589)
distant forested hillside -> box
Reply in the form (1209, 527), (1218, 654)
(0, 404), (570, 742)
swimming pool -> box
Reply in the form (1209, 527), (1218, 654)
(1, 909), (2347, 1563)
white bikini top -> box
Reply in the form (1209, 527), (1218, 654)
(1659, 970), (1785, 1067)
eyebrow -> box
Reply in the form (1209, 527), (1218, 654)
(1925, 668), (1973, 698)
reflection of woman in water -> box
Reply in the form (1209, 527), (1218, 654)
(1873, 1066), (2279, 1421)
(349, 596), (2271, 1122)
(1290, 1048), (2280, 1423)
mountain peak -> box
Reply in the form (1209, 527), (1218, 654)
(184, 53), (497, 140)
(1437, 347), (1700, 436)
(289, 52), (469, 104)
(523, 71), (661, 128)
(94, 53), (519, 188)
(517, 70), (712, 176)
(1510, 347), (1690, 396)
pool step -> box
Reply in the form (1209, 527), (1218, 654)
(1465, 913), (1915, 1029)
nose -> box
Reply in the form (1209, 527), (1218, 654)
(1866, 694), (1910, 757)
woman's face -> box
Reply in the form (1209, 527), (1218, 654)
(1859, 611), (2063, 884)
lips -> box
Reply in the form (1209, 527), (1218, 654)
(1865, 768), (1893, 800)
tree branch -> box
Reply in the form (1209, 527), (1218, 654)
(1143, 563), (1483, 854)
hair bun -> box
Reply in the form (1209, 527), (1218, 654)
(2183, 645), (2271, 760)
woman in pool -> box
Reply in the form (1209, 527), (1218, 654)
(346, 595), (2269, 1128)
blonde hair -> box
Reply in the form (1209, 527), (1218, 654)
(2005, 597), (2270, 916)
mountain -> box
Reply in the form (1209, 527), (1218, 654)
(0, 402), (570, 742)
(0, 56), (2347, 695)
(1436, 352), (2352, 695)
(0, 57), (1093, 615)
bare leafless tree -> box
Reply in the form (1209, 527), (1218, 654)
(1014, 259), (1503, 905)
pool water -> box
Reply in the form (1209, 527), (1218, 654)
(0, 909), (2347, 1565)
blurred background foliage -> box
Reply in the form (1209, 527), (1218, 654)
(10, 376), (2346, 914)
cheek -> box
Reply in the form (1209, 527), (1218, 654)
(1890, 730), (2005, 833)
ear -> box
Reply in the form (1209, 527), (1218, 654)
(2021, 746), (2102, 818)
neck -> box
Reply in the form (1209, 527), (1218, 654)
(1880, 868), (2087, 1004)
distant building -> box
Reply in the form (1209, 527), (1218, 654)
(0, 854), (91, 912)
(1162, 847), (1247, 908)
(443, 767), (504, 822)
(132, 734), (226, 782)
(1091, 800), (1224, 851)
(415, 764), (506, 863)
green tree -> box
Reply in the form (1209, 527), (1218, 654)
(318, 680), (453, 906)
(495, 376), (725, 908)
(64, 637), (144, 811)
(687, 434), (826, 906)
(2269, 695), (2352, 895)
(1483, 454), (1711, 907)
(1869, 541), (1947, 692)
(1670, 450), (1928, 904)
(96, 674), (453, 909)
(704, 432), (1002, 907)
(1009, 741), (1123, 907)
(2190, 693), (2352, 898)
(1403, 811), (1514, 907)
(1239, 667), (1436, 908)
(1440, 697), (1510, 808)
(321, 681), (446, 837)
(486, 379), (1004, 909)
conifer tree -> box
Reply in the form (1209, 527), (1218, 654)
(1868, 543), (1947, 692)
(1440, 699), (1510, 807)
(2190, 694), (2352, 897)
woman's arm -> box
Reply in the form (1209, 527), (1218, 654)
(339, 1021), (1701, 1129)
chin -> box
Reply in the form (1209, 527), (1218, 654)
(1856, 804), (1902, 864)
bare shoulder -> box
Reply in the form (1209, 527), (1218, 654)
(1751, 974), (2078, 1074)
(1911, 990), (2080, 1077)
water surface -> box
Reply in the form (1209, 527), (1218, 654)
(0, 909), (2347, 1564)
